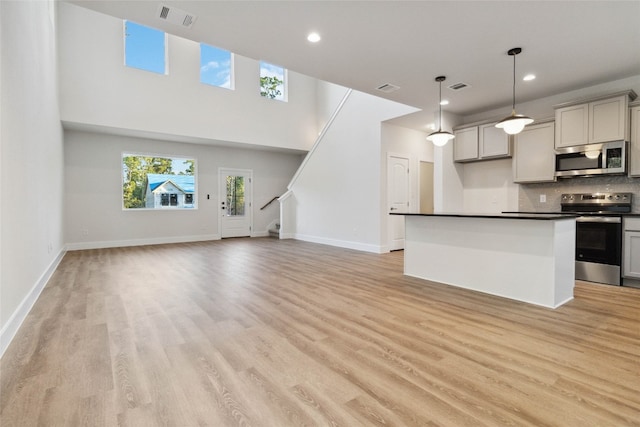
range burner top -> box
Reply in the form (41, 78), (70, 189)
(560, 192), (632, 214)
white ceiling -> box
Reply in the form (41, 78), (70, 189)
(66, 0), (640, 131)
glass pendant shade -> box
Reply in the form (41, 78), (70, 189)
(496, 47), (533, 135)
(427, 130), (455, 146)
(427, 75), (455, 146)
(495, 111), (534, 135)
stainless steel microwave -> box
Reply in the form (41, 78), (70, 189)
(555, 140), (626, 177)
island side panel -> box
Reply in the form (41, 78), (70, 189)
(403, 216), (575, 308)
(553, 218), (576, 306)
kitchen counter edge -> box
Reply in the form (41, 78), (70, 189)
(389, 212), (576, 221)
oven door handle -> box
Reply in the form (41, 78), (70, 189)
(575, 216), (621, 224)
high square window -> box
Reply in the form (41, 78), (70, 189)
(200, 44), (233, 89)
(124, 21), (167, 74)
(260, 61), (287, 101)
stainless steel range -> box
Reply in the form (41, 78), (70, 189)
(561, 192), (632, 286)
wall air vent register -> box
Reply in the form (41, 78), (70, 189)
(157, 4), (197, 28)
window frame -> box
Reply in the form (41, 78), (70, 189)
(123, 20), (168, 75)
(200, 43), (234, 90)
(121, 152), (197, 211)
(259, 61), (287, 102)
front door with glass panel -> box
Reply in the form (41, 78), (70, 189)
(219, 168), (252, 238)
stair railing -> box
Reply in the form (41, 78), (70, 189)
(260, 196), (280, 210)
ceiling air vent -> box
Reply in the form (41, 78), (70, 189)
(157, 4), (197, 28)
(448, 82), (471, 91)
(376, 83), (400, 93)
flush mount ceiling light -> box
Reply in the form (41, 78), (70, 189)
(495, 47), (533, 135)
(307, 32), (321, 43)
(426, 76), (455, 147)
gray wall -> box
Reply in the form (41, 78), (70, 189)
(65, 130), (303, 248)
(1, 0), (65, 352)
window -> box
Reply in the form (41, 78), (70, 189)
(200, 44), (233, 89)
(226, 176), (245, 216)
(124, 21), (166, 74)
(122, 154), (196, 210)
(260, 61), (286, 101)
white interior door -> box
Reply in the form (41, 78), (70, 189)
(219, 168), (252, 238)
(388, 155), (410, 251)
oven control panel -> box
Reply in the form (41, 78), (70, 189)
(561, 192), (632, 204)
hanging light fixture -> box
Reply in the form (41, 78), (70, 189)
(495, 47), (533, 135)
(426, 76), (455, 147)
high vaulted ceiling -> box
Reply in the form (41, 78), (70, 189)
(66, 1), (640, 130)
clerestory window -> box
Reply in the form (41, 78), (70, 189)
(124, 21), (167, 74)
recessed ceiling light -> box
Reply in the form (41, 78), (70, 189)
(440, 100), (449, 106)
(523, 74), (536, 81)
(307, 32), (321, 43)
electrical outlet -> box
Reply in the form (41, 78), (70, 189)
(540, 194), (547, 203)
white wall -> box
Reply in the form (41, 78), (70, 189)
(57, 2), (318, 152)
(289, 90), (417, 253)
(462, 159), (519, 213)
(65, 130), (303, 249)
(0, 0), (65, 355)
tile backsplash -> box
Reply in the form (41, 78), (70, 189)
(519, 175), (640, 213)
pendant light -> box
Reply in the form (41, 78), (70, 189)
(426, 76), (455, 146)
(495, 47), (533, 135)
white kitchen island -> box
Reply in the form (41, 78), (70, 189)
(395, 213), (576, 308)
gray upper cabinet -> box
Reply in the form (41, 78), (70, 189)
(555, 92), (635, 148)
(453, 126), (479, 162)
(630, 103), (640, 177)
(513, 121), (556, 183)
(454, 123), (511, 163)
(479, 123), (511, 159)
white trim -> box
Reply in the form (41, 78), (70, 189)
(0, 249), (66, 358)
(293, 233), (384, 254)
(66, 234), (220, 251)
(218, 167), (253, 238)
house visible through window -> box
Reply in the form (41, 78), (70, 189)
(260, 61), (286, 101)
(200, 43), (233, 89)
(122, 154), (196, 210)
(124, 21), (166, 74)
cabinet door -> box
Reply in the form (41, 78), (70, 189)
(623, 231), (640, 279)
(629, 105), (640, 177)
(479, 123), (511, 159)
(453, 127), (479, 162)
(555, 103), (588, 148)
(513, 122), (556, 183)
(589, 95), (628, 143)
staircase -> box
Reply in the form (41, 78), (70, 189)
(268, 223), (280, 238)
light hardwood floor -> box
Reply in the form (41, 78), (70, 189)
(1, 238), (639, 426)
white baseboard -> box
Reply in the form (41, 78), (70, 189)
(0, 248), (66, 358)
(293, 233), (384, 254)
(65, 234), (221, 251)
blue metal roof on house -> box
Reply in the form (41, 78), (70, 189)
(147, 174), (195, 193)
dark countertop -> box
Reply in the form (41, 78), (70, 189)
(390, 212), (576, 221)
(503, 211), (640, 218)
